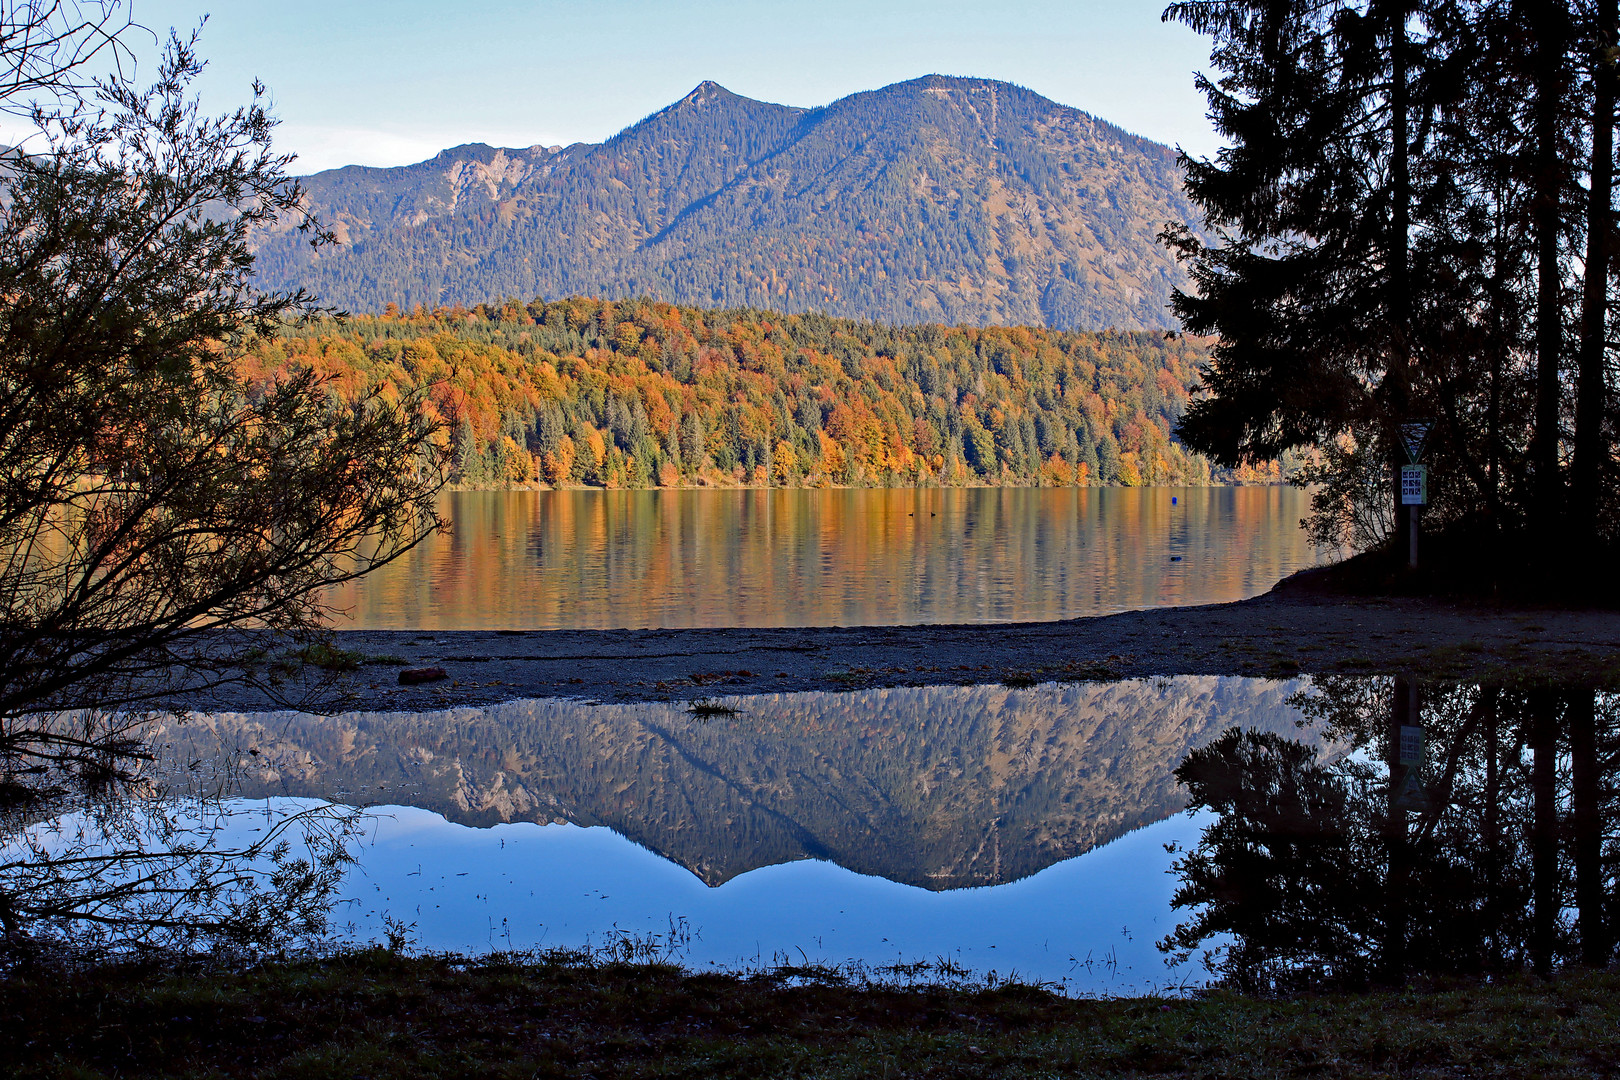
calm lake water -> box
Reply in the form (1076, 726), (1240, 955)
(172, 676), (1320, 992)
(330, 486), (1332, 630)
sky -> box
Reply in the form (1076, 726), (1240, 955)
(113, 0), (1219, 175)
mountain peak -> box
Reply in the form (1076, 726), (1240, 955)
(258, 77), (1198, 331)
(680, 80), (734, 106)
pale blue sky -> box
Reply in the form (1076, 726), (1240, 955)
(119, 0), (1217, 174)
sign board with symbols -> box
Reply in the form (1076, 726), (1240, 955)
(1398, 725), (1424, 765)
(1392, 771), (1432, 812)
(1400, 465), (1427, 506)
(1400, 422), (1432, 464)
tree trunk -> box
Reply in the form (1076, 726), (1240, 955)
(1531, 0), (1570, 570)
(1568, 688), (1608, 965)
(1529, 688), (1561, 977)
(1388, 5), (1413, 565)
(1382, 676), (1415, 983)
(1573, 0), (1617, 563)
(1482, 686), (1504, 972)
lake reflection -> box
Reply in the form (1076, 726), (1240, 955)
(327, 486), (1330, 630)
(162, 677), (1322, 991)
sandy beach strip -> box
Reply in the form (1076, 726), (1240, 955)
(186, 583), (1620, 715)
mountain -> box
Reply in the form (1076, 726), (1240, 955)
(158, 679), (1319, 890)
(251, 77), (1202, 331)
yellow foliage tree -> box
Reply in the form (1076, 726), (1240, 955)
(542, 435), (576, 485)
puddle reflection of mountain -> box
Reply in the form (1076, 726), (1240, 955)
(157, 677), (1318, 890)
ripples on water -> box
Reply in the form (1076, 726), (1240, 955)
(329, 486), (1332, 630)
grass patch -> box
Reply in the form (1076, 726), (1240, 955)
(238, 645), (412, 675)
(1, 952), (1615, 1078)
(1055, 662), (1122, 682)
(293, 643), (366, 672)
(687, 697), (739, 716)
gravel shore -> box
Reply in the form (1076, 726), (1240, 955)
(192, 578), (1620, 714)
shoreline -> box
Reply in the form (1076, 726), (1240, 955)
(439, 478), (1262, 492)
(202, 582), (1620, 714)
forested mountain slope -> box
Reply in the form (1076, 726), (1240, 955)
(251, 77), (1200, 331)
(250, 298), (1244, 489)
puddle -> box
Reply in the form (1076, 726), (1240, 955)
(28, 675), (1613, 988)
(151, 677), (1318, 992)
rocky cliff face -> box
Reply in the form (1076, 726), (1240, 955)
(251, 77), (1200, 331)
(161, 678), (1319, 889)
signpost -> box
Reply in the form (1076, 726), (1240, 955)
(1394, 724), (1428, 811)
(1398, 724), (1424, 765)
(1399, 421), (1432, 569)
(1400, 465), (1427, 506)
(1392, 769), (1432, 812)
(1400, 423), (1432, 466)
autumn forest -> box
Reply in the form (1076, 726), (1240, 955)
(251, 298), (1271, 491)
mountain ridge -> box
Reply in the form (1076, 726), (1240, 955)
(252, 76), (1200, 331)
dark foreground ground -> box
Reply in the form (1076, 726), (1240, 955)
(204, 575), (1620, 714)
(6, 951), (1617, 1079)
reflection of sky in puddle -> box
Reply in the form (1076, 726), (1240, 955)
(163, 677), (1316, 993)
(331, 805), (1208, 995)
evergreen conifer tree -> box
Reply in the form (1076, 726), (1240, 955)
(1167, 0), (1620, 584)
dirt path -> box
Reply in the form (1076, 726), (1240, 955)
(194, 582), (1620, 714)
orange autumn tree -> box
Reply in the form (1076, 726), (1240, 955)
(255, 298), (1263, 489)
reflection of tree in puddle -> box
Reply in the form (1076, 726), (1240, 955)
(0, 709), (356, 959)
(1165, 678), (1618, 991)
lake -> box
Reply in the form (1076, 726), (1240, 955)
(328, 486), (1332, 630)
